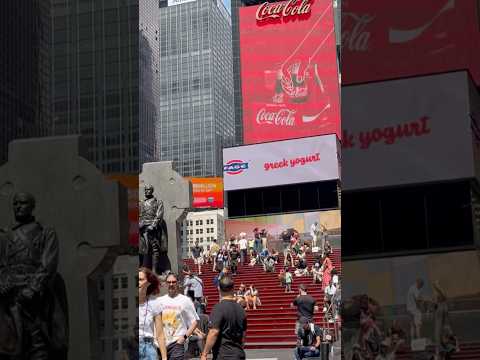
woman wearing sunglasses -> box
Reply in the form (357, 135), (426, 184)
(139, 267), (167, 360)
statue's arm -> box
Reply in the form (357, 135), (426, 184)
(153, 200), (164, 227)
(30, 227), (59, 295)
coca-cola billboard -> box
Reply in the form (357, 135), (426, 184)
(240, 0), (341, 144)
(223, 134), (340, 191)
(342, 0), (480, 85)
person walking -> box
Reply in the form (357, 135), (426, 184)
(158, 273), (199, 360)
(190, 242), (204, 275)
(406, 278), (425, 341)
(285, 267), (293, 293)
(138, 267), (167, 360)
(238, 235), (248, 265)
(291, 284), (318, 335)
(210, 239), (220, 272)
(201, 276), (247, 360)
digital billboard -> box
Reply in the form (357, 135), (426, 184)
(185, 177), (224, 208)
(239, 0), (341, 144)
(223, 134), (340, 191)
(342, 72), (477, 191)
(225, 209), (340, 250)
(107, 175), (138, 246)
(342, 250), (480, 356)
(342, 0), (480, 86)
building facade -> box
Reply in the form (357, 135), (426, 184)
(139, 0), (160, 165)
(51, 0), (142, 174)
(181, 209), (225, 258)
(0, 0), (50, 164)
(157, 0), (235, 177)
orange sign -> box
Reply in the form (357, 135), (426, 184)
(185, 177), (224, 208)
(107, 175), (138, 246)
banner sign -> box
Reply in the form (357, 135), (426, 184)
(342, 0), (480, 85)
(239, 0), (341, 144)
(223, 134), (340, 191)
(185, 177), (224, 208)
(342, 71), (476, 191)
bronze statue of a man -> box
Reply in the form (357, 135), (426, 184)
(139, 185), (168, 274)
(0, 192), (68, 359)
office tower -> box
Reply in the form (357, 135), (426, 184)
(0, 0), (51, 164)
(51, 0), (143, 174)
(158, 0), (235, 177)
(140, 0), (160, 165)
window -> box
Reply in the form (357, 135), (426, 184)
(121, 297), (128, 309)
(121, 276), (128, 289)
(113, 277), (119, 290)
(112, 298), (119, 310)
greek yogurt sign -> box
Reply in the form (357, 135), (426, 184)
(223, 134), (340, 191)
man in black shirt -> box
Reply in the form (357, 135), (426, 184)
(291, 284), (318, 335)
(230, 246), (240, 275)
(201, 276), (247, 360)
(294, 319), (322, 360)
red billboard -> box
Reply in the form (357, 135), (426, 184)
(239, 0), (341, 144)
(185, 177), (224, 208)
(342, 0), (480, 85)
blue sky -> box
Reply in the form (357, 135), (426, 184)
(222, 0), (231, 15)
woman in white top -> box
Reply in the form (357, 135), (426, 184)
(138, 267), (167, 360)
(245, 284), (261, 310)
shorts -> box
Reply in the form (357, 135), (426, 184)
(194, 257), (203, 265)
(409, 310), (422, 326)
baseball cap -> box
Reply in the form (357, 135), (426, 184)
(299, 284), (307, 291)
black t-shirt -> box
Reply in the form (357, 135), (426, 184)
(297, 324), (323, 347)
(230, 250), (240, 261)
(293, 295), (316, 321)
(209, 299), (247, 360)
(192, 246), (202, 258)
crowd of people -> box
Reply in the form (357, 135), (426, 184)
(134, 224), (341, 360)
(346, 278), (459, 360)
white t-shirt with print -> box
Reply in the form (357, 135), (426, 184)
(138, 296), (163, 339)
(158, 293), (200, 346)
(239, 238), (248, 250)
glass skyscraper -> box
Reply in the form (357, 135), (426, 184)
(0, 0), (51, 165)
(51, 0), (142, 174)
(158, 0), (235, 177)
(139, 0), (160, 166)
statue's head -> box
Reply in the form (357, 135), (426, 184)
(144, 184), (154, 198)
(13, 192), (36, 222)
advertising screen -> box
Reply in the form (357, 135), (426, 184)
(342, 71), (476, 191)
(342, 0), (480, 85)
(225, 209), (340, 250)
(239, 0), (341, 144)
(342, 250), (480, 357)
(107, 175), (138, 246)
(185, 177), (224, 208)
(223, 134), (340, 191)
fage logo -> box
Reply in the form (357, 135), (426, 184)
(223, 159), (249, 175)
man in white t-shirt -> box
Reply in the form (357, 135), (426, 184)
(310, 222), (320, 249)
(406, 278), (424, 340)
(159, 273), (199, 359)
(238, 235), (248, 265)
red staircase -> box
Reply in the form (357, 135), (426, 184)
(186, 249), (341, 349)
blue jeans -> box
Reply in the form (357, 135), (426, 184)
(294, 346), (320, 360)
(139, 338), (157, 360)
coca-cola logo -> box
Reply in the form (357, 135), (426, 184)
(256, 0), (312, 22)
(256, 108), (296, 126)
(342, 12), (374, 52)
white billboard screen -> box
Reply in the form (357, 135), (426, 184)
(223, 134), (340, 191)
(342, 72), (476, 191)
